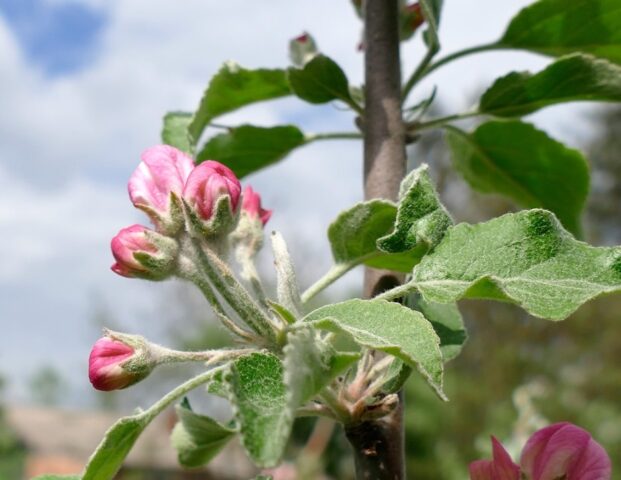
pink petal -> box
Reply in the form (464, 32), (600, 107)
(567, 436), (612, 480)
(470, 438), (519, 480)
(520, 423), (610, 480)
(469, 460), (495, 480)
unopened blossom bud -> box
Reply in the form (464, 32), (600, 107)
(289, 32), (318, 67)
(88, 334), (154, 391)
(111, 224), (178, 280)
(183, 161), (241, 235)
(128, 145), (195, 233)
(241, 186), (272, 226)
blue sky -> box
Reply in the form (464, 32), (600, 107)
(0, 0), (598, 407)
(0, 0), (106, 75)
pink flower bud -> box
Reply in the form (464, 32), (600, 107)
(128, 145), (195, 231)
(242, 185), (272, 226)
(88, 337), (139, 391)
(520, 423), (611, 480)
(183, 160), (241, 222)
(111, 224), (177, 279)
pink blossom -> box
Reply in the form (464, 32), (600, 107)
(469, 437), (519, 480)
(520, 423), (611, 480)
(183, 160), (241, 221)
(242, 185), (272, 226)
(470, 423), (611, 480)
(110, 224), (158, 278)
(88, 337), (136, 391)
(128, 145), (195, 229)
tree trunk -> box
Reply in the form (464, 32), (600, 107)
(344, 0), (408, 478)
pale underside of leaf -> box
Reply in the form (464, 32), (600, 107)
(303, 299), (446, 400)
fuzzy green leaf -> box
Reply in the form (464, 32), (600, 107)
(446, 121), (589, 236)
(188, 63), (291, 144)
(499, 0), (621, 65)
(303, 299), (445, 399)
(161, 112), (193, 154)
(227, 353), (289, 467)
(197, 125), (306, 178)
(415, 297), (467, 362)
(377, 164), (452, 254)
(171, 399), (236, 468)
(285, 326), (360, 411)
(82, 415), (146, 480)
(328, 200), (427, 273)
(287, 54), (355, 105)
(480, 54), (621, 117)
(411, 209), (621, 320)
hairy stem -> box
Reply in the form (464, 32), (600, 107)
(301, 263), (353, 304)
(190, 237), (277, 342)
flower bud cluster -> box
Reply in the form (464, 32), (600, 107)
(110, 145), (271, 280)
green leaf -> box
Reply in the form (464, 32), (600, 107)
(328, 199), (427, 274)
(227, 353), (289, 467)
(82, 415), (146, 480)
(499, 0), (621, 65)
(415, 296), (467, 362)
(480, 54), (621, 117)
(411, 209), (621, 320)
(161, 112), (193, 154)
(252, 476), (273, 480)
(197, 125), (306, 178)
(377, 164), (452, 254)
(171, 398), (236, 468)
(446, 121), (589, 236)
(420, 0), (443, 49)
(303, 299), (446, 399)
(284, 326), (360, 411)
(287, 54), (356, 106)
(188, 63), (291, 144)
